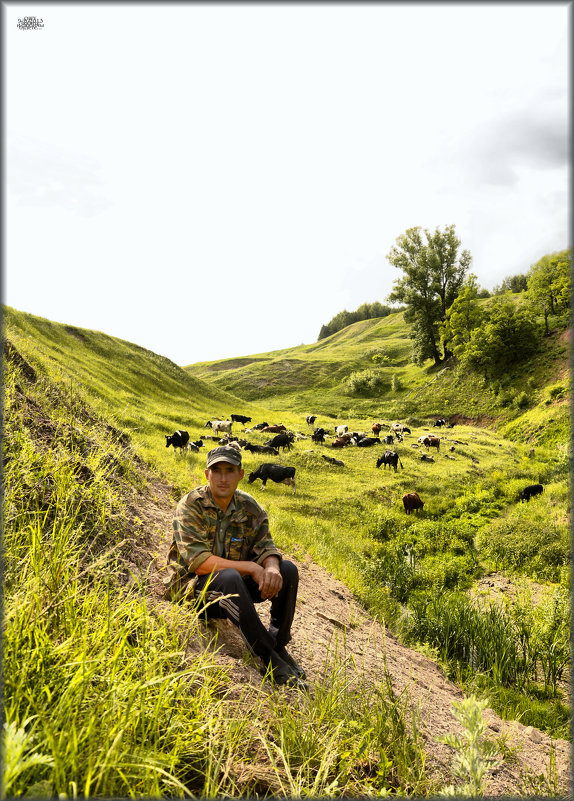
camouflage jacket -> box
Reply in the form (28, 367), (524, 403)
(163, 485), (282, 601)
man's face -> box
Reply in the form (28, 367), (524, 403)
(205, 461), (244, 506)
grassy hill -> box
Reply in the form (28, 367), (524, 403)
(184, 308), (571, 445)
(3, 304), (571, 797)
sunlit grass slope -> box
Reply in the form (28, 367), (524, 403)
(4, 304), (571, 751)
(184, 310), (571, 431)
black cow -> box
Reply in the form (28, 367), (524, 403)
(356, 437), (381, 447)
(312, 427), (327, 444)
(231, 414), (252, 425)
(382, 434), (394, 445)
(306, 415), (317, 426)
(519, 484), (544, 503)
(247, 464), (296, 494)
(165, 430), (189, 453)
(376, 451), (403, 472)
(243, 442), (279, 455)
(252, 422), (269, 430)
(265, 432), (292, 451)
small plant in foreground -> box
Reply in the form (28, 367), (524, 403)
(438, 695), (502, 796)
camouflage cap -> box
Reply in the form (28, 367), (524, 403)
(206, 446), (242, 469)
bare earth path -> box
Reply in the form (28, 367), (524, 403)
(131, 474), (571, 797)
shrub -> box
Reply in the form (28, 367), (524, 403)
(346, 369), (388, 395)
(514, 391), (530, 409)
(546, 382), (566, 400)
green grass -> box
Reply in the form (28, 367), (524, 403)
(2, 303), (571, 795)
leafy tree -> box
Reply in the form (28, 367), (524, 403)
(440, 274), (483, 359)
(462, 296), (542, 379)
(526, 249), (571, 335)
(387, 224), (471, 365)
(493, 273), (528, 294)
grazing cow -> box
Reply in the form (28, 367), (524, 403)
(519, 484), (544, 503)
(265, 432), (292, 451)
(312, 427), (327, 443)
(231, 414), (252, 425)
(252, 421), (269, 430)
(243, 442), (280, 456)
(205, 420), (233, 436)
(261, 425), (287, 434)
(376, 451), (403, 472)
(247, 464), (296, 494)
(421, 435), (440, 452)
(356, 437), (381, 447)
(335, 425), (349, 437)
(165, 430), (190, 453)
(382, 434), (394, 445)
(403, 492), (424, 515)
(392, 424), (411, 435)
(306, 415), (317, 426)
(372, 423), (382, 436)
(192, 439), (205, 449)
(322, 454), (344, 467)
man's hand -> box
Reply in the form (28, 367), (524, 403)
(253, 558), (283, 600)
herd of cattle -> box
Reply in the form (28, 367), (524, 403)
(164, 414), (544, 510)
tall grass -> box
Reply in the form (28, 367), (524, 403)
(3, 344), (430, 797)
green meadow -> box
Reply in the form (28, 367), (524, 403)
(2, 303), (570, 797)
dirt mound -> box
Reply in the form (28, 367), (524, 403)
(134, 477), (571, 797)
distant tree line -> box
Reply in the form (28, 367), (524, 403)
(318, 301), (399, 340)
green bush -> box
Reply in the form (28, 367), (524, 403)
(546, 382), (566, 400)
(346, 368), (388, 395)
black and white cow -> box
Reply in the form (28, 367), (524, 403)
(205, 420), (233, 436)
(247, 464), (296, 494)
(165, 430), (190, 453)
(243, 442), (280, 455)
(312, 427), (327, 443)
(252, 422), (269, 430)
(306, 415), (317, 426)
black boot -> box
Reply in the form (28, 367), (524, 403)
(274, 645), (306, 679)
(263, 649), (307, 688)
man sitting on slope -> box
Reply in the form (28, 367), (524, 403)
(163, 445), (306, 688)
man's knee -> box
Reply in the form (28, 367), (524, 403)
(280, 559), (298, 586)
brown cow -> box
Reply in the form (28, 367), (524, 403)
(372, 423), (382, 435)
(402, 492), (424, 515)
(422, 435), (440, 452)
(261, 425), (287, 434)
(331, 437), (349, 448)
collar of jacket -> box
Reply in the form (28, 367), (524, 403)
(199, 486), (248, 523)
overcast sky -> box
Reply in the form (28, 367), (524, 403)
(4, 1), (570, 365)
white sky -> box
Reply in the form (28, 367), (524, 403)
(4, 1), (570, 365)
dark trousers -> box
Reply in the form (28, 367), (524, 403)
(193, 560), (298, 660)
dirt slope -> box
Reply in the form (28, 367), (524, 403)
(129, 472), (571, 797)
